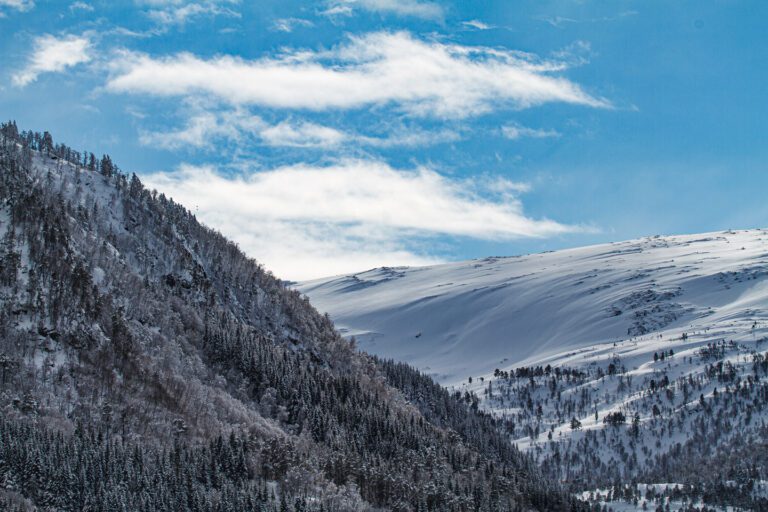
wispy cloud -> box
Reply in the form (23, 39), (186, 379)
(257, 119), (460, 148)
(538, 10), (638, 28)
(322, 0), (444, 21)
(271, 17), (314, 33)
(139, 109), (347, 150)
(259, 121), (347, 148)
(462, 19), (492, 30)
(107, 31), (609, 118)
(12, 34), (91, 87)
(136, 0), (239, 27)
(138, 108), (259, 149)
(139, 107), (460, 150)
(551, 40), (594, 67)
(539, 15), (578, 28)
(142, 160), (583, 279)
(0, 0), (34, 14)
(501, 123), (560, 140)
(69, 1), (93, 11)
(355, 125), (460, 148)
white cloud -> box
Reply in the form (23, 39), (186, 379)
(139, 109), (254, 149)
(538, 11), (638, 28)
(136, 0), (239, 26)
(12, 34), (91, 87)
(319, 5), (352, 17)
(260, 121), (347, 148)
(551, 40), (594, 68)
(0, 0), (34, 13)
(539, 15), (579, 28)
(141, 160), (584, 280)
(501, 123), (560, 140)
(323, 0), (444, 20)
(356, 126), (460, 148)
(107, 31), (609, 118)
(271, 17), (314, 33)
(69, 1), (93, 11)
(462, 19), (492, 30)
(257, 120), (460, 149)
(139, 107), (460, 150)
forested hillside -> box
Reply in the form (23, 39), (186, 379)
(0, 122), (584, 512)
(300, 216), (768, 510)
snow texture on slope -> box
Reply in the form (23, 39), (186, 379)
(299, 231), (768, 385)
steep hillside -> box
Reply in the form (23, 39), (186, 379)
(0, 122), (583, 512)
(300, 228), (768, 510)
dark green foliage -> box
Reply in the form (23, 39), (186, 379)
(0, 419), (272, 512)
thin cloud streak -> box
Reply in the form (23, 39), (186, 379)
(135, 0), (240, 26)
(323, 0), (444, 20)
(271, 17), (314, 32)
(139, 108), (460, 150)
(462, 19), (492, 30)
(502, 123), (560, 140)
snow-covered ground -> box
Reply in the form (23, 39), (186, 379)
(299, 230), (768, 386)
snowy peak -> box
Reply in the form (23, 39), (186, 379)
(299, 230), (768, 384)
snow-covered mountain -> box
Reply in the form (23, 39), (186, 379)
(300, 231), (768, 386)
(301, 231), (768, 510)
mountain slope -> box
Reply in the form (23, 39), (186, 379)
(299, 229), (768, 510)
(300, 231), (768, 384)
(0, 122), (583, 512)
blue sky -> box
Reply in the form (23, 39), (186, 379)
(1, 0), (766, 280)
